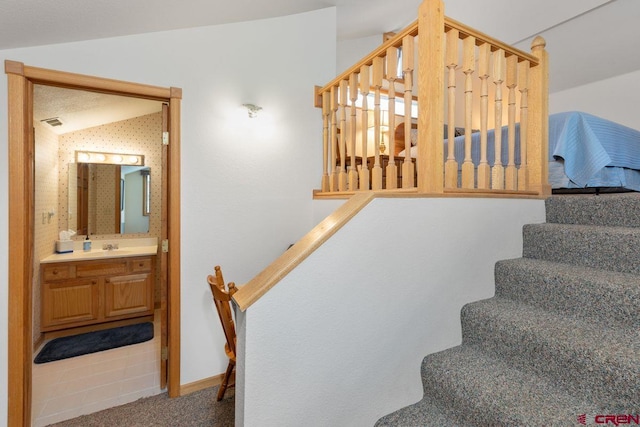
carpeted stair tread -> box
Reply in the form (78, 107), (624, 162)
(376, 195), (639, 426)
(495, 257), (640, 330)
(546, 193), (640, 227)
(375, 397), (469, 427)
(523, 223), (640, 274)
(420, 345), (598, 427)
(461, 297), (640, 409)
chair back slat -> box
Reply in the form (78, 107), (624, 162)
(208, 266), (237, 359)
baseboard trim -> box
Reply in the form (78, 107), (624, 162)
(179, 373), (224, 396)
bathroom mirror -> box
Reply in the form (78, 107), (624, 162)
(68, 162), (151, 235)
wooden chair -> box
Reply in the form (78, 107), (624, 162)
(207, 265), (238, 401)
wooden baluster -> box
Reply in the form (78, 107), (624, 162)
(461, 36), (475, 189)
(321, 91), (330, 192)
(505, 55), (518, 190)
(385, 46), (398, 189)
(444, 28), (459, 188)
(348, 73), (359, 191)
(492, 49), (505, 189)
(371, 57), (384, 190)
(528, 36), (550, 196)
(477, 43), (491, 189)
(402, 35), (415, 189)
(330, 86), (339, 191)
(359, 65), (370, 191)
(417, 0), (445, 193)
(517, 60), (530, 191)
(338, 80), (348, 191)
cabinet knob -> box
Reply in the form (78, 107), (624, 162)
(52, 270), (58, 275)
(138, 263), (144, 267)
(91, 280), (97, 285)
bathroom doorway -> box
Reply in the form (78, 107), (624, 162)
(6, 61), (182, 426)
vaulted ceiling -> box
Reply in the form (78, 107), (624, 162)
(9, 0), (638, 132)
(2, 0), (633, 94)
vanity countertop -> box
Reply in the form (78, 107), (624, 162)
(41, 238), (158, 264)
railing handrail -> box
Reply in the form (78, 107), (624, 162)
(444, 17), (539, 65)
(315, 15), (539, 104)
(315, 21), (418, 105)
(233, 192), (376, 310)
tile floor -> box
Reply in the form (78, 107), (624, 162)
(31, 312), (163, 426)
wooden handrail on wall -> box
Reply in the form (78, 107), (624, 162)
(314, 0), (549, 197)
(233, 192), (376, 310)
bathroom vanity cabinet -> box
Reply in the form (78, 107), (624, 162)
(40, 255), (156, 332)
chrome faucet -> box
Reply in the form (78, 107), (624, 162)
(102, 243), (119, 251)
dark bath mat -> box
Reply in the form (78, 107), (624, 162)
(34, 322), (154, 364)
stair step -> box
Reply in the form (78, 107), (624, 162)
(522, 223), (640, 274)
(377, 195), (640, 425)
(420, 345), (598, 426)
(495, 258), (640, 330)
(546, 193), (640, 228)
(461, 297), (640, 409)
(375, 398), (468, 427)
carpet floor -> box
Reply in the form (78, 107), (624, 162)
(48, 386), (234, 426)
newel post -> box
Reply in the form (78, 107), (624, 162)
(417, 0), (445, 193)
(527, 36), (551, 196)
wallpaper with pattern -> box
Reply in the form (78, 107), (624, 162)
(33, 122), (61, 346)
(58, 112), (162, 239)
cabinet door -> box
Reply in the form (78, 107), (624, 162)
(42, 278), (100, 330)
(104, 273), (154, 318)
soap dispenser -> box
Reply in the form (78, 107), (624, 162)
(83, 235), (92, 252)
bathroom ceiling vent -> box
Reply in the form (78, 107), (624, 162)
(42, 117), (63, 127)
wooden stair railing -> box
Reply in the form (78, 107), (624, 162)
(314, 0), (549, 197)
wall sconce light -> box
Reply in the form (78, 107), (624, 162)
(75, 150), (144, 166)
(243, 103), (262, 118)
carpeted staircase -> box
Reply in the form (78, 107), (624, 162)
(376, 194), (640, 426)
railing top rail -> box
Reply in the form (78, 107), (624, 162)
(317, 20), (419, 97)
(444, 17), (538, 65)
(316, 15), (539, 99)
(233, 192), (376, 311)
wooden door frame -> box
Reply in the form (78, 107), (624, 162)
(5, 60), (182, 426)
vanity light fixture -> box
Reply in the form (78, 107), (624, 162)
(75, 150), (144, 166)
(242, 103), (262, 118)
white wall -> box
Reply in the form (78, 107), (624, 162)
(550, 68), (640, 131)
(0, 6), (337, 418)
(238, 197), (546, 426)
(312, 199), (346, 225)
(336, 35), (381, 76)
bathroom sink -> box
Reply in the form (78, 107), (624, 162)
(99, 249), (133, 256)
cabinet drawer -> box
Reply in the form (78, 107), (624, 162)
(43, 265), (73, 281)
(76, 260), (128, 278)
(130, 258), (152, 272)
